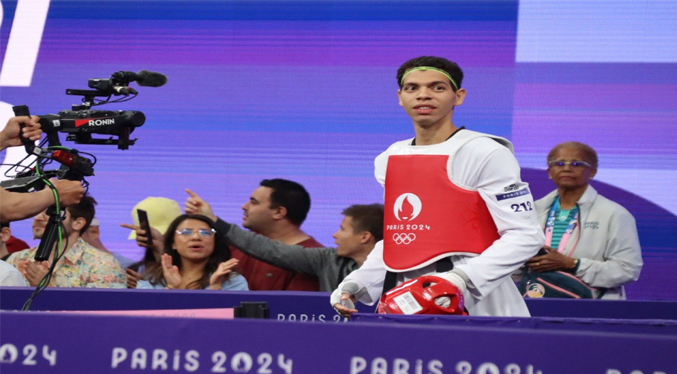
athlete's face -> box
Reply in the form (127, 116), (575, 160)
(397, 69), (466, 128)
(547, 147), (596, 190)
(332, 215), (364, 258)
(241, 186), (276, 231)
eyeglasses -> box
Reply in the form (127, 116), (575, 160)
(548, 160), (592, 169)
(176, 228), (216, 237)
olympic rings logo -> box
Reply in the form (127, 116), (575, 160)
(392, 233), (416, 245)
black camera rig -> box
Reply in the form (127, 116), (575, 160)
(1, 70), (165, 263)
(35, 69), (166, 151)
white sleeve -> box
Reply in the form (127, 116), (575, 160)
(339, 240), (386, 305)
(356, 148), (392, 304)
(452, 140), (544, 299)
(0, 262), (28, 287)
(374, 150), (389, 188)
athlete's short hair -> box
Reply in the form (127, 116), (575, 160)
(397, 56), (464, 91)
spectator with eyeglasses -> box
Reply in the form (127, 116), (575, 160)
(523, 141), (642, 299)
(135, 214), (248, 290)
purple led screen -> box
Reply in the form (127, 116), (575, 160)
(0, 1), (675, 300)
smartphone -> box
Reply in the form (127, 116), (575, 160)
(136, 209), (152, 248)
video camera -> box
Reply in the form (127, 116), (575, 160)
(37, 109), (146, 150)
(2, 69), (166, 190)
(35, 69), (166, 151)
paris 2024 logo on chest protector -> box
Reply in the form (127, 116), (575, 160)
(393, 193), (422, 221)
(392, 193), (422, 245)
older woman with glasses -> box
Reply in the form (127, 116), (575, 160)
(136, 214), (248, 290)
(524, 141), (642, 299)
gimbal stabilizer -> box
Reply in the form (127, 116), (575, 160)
(1, 70), (165, 261)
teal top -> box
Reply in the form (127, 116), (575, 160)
(550, 206), (578, 249)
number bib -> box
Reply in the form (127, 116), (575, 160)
(383, 154), (500, 272)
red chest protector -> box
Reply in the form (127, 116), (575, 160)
(383, 154), (500, 271)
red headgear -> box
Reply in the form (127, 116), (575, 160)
(377, 275), (466, 315)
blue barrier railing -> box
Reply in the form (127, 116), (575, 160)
(0, 311), (675, 374)
(2, 287), (677, 321)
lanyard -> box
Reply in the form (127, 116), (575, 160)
(544, 196), (579, 253)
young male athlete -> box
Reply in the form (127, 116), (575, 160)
(331, 56), (544, 317)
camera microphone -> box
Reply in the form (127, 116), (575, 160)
(110, 70), (167, 87)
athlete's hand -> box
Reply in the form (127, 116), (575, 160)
(436, 271), (467, 292)
(330, 281), (364, 318)
(434, 271), (467, 308)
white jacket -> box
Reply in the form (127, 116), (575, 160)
(535, 185), (642, 299)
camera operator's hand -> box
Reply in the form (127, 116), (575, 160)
(0, 116), (41, 151)
(120, 223), (165, 252)
(50, 179), (85, 207)
(184, 189), (217, 222)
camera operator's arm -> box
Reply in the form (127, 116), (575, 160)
(0, 180), (84, 222)
(0, 116), (41, 151)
